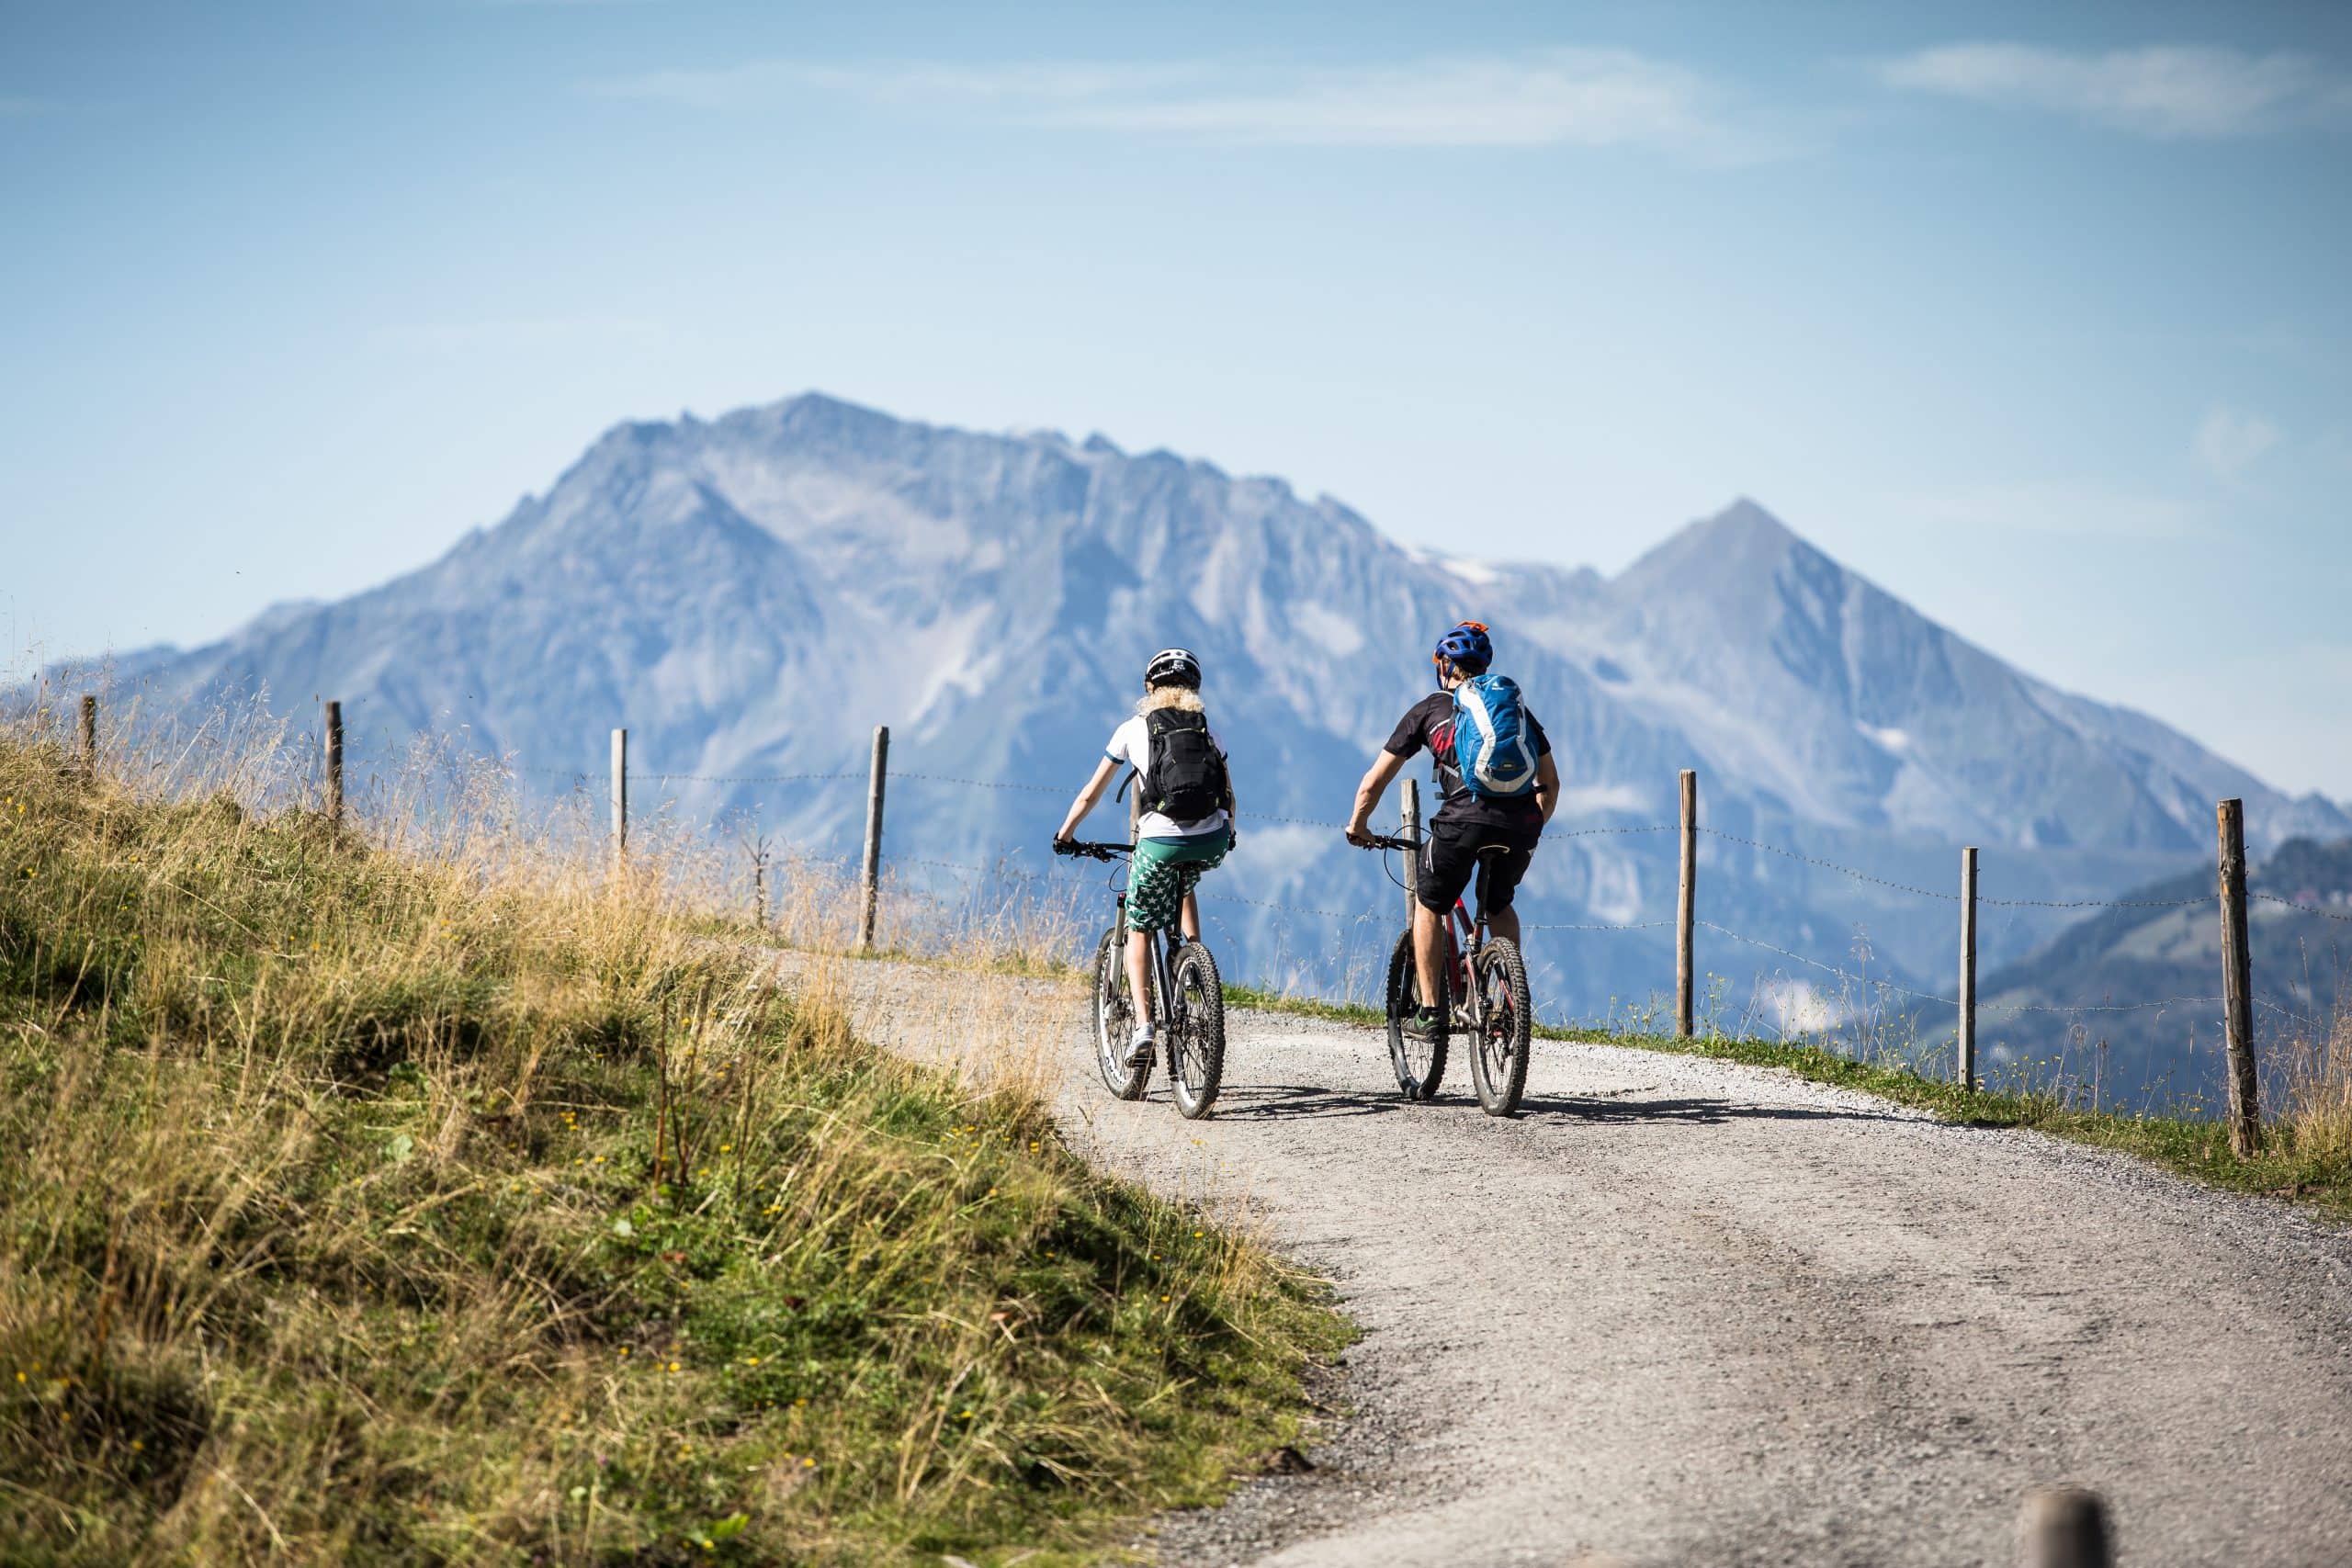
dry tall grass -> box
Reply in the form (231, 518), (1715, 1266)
(0, 702), (1344, 1564)
(2269, 1002), (2352, 1168)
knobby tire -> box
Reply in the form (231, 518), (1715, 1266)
(1385, 927), (1448, 1100)
(1093, 925), (1149, 1100)
(1167, 941), (1225, 1120)
(1471, 937), (1532, 1117)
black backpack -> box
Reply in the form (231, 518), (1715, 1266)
(1142, 707), (1229, 822)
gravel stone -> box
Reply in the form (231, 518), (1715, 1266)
(779, 953), (2352, 1567)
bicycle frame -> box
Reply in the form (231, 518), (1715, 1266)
(1111, 888), (1180, 1032)
(1441, 895), (1488, 1032)
(1370, 830), (1491, 1031)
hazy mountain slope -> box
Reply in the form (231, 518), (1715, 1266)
(1977, 839), (2352, 1103)
(39, 392), (2345, 1061)
(1498, 500), (2345, 854)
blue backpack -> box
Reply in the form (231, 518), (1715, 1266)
(1450, 673), (1538, 798)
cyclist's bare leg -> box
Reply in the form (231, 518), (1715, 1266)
(1179, 890), (1201, 943)
(1412, 900), (1446, 1008)
(1124, 927), (1152, 1025)
(1487, 904), (1521, 950)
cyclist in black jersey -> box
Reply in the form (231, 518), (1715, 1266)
(1345, 623), (1559, 1039)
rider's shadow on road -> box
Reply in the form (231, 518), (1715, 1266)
(1193, 1084), (1422, 1122)
(1204, 1082), (1908, 1127)
(1514, 1091), (1906, 1126)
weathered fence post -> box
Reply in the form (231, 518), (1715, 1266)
(751, 841), (767, 931)
(1400, 777), (1422, 919)
(855, 725), (889, 953)
(77, 694), (96, 784)
(1676, 769), (1698, 1038)
(2018, 1487), (2112, 1568)
(2217, 797), (2259, 1155)
(322, 700), (343, 828)
(1960, 844), (1979, 1091)
(609, 728), (628, 869)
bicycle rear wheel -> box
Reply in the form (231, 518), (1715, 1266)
(1384, 928), (1448, 1101)
(1093, 925), (1149, 1100)
(1167, 941), (1225, 1121)
(1470, 937), (1532, 1117)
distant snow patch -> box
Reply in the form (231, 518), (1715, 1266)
(1758, 978), (1845, 1034)
(1293, 601), (1366, 658)
(1441, 555), (1503, 587)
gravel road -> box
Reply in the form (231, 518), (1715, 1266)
(779, 954), (2352, 1567)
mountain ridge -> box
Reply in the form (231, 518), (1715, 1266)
(34, 390), (2346, 1053)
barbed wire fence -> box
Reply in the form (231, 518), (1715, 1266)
(43, 691), (2345, 1145)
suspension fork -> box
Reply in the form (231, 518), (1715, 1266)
(1153, 931), (1178, 1030)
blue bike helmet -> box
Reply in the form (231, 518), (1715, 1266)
(1432, 621), (1492, 676)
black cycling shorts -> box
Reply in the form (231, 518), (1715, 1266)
(1419, 818), (1540, 917)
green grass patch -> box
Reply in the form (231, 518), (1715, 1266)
(0, 737), (1350, 1564)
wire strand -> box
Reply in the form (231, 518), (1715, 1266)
(2251, 890), (2352, 924)
(1694, 920), (1961, 1007)
(1699, 829), (1959, 901)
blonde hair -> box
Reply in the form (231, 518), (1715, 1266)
(1136, 685), (1205, 716)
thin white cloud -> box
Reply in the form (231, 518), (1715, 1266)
(1903, 479), (2206, 540)
(368, 317), (673, 355)
(1879, 43), (2352, 138)
(594, 60), (1204, 112)
(587, 51), (1784, 162)
(2193, 406), (2282, 479)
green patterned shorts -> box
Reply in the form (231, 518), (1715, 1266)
(1127, 833), (1228, 932)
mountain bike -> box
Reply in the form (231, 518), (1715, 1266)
(1054, 840), (1226, 1120)
(1359, 833), (1533, 1116)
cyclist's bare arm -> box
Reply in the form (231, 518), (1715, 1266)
(1057, 755), (1121, 842)
(1534, 752), (1561, 826)
(1345, 750), (1406, 845)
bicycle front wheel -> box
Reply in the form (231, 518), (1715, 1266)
(1167, 941), (1225, 1121)
(1384, 928), (1447, 1101)
(1093, 925), (1149, 1100)
(1470, 937), (1532, 1117)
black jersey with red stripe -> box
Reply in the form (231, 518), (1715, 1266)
(1382, 689), (1551, 831)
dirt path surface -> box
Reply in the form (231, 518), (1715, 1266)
(775, 954), (2352, 1567)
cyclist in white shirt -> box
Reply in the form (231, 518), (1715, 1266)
(1054, 649), (1237, 1065)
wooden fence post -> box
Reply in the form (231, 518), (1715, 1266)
(855, 725), (889, 953)
(2217, 797), (2259, 1156)
(1960, 845), (1979, 1091)
(609, 728), (628, 869)
(2018, 1487), (2112, 1568)
(1677, 769), (1698, 1039)
(752, 842), (767, 931)
(1400, 777), (1422, 920)
(75, 694), (96, 784)
(322, 700), (343, 828)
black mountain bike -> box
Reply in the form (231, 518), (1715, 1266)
(1359, 833), (1533, 1116)
(1055, 840), (1227, 1120)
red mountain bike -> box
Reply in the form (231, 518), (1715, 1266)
(1361, 833), (1532, 1116)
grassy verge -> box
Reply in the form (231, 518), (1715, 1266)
(1223, 985), (2352, 1222)
(0, 736), (1349, 1565)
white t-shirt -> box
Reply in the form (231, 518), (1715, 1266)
(1106, 713), (1230, 840)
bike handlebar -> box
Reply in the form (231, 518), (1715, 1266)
(1054, 840), (1134, 862)
(1356, 833), (1420, 853)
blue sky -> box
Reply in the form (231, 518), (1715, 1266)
(5, 1), (2348, 798)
